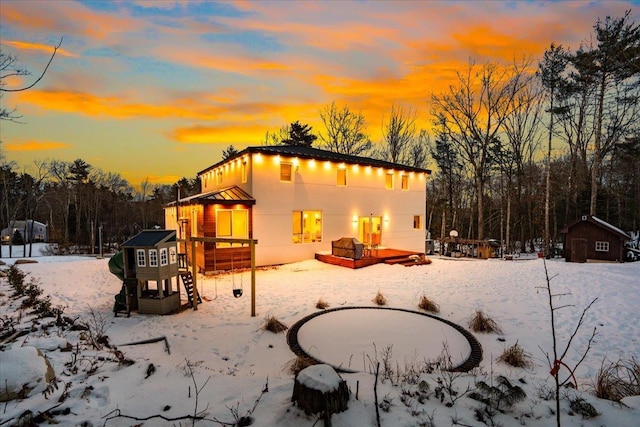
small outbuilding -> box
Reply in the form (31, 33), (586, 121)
(120, 229), (181, 314)
(560, 215), (630, 263)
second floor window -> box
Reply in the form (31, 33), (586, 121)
(281, 163), (293, 182)
(337, 168), (347, 186)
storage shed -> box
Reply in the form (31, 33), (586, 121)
(560, 215), (630, 263)
(120, 230), (181, 314)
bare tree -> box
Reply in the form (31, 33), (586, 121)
(431, 59), (533, 240)
(377, 105), (418, 164)
(318, 101), (372, 156)
(0, 38), (63, 122)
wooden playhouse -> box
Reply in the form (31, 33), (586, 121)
(120, 229), (181, 314)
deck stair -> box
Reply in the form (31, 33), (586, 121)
(384, 254), (431, 267)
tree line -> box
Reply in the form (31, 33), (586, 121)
(1, 12), (639, 256)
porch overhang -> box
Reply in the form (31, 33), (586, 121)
(167, 186), (256, 207)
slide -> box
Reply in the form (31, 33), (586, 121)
(108, 251), (125, 281)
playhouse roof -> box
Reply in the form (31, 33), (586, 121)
(560, 215), (630, 240)
(121, 229), (176, 248)
(198, 145), (432, 176)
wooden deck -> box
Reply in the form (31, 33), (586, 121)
(315, 248), (431, 269)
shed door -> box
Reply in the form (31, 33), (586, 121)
(571, 238), (588, 263)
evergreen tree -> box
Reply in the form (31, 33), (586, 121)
(282, 121), (317, 146)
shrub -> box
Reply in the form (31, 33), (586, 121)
(497, 342), (534, 369)
(284, 356), (316, 375)
(373, 290), (387, 306)
(262, 315), (288, 334)
(569, 396), (598, 418)
(468, 310), (503, 334)
(6, 264), (27, 296)
(315, 298), (329, 309)
(418, 295), (440, 313)
(594, 358), (640, 402)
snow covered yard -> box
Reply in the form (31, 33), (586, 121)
(1, 245), (639, 426)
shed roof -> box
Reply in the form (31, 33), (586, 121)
(167, 186), (255, 207)
(121, 230), (176, 247)
(198, 145), (432, 176)
(560, 215), (630, 240)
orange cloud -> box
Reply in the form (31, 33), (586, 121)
(169, 123), (275, 144)
(3, 40), (77, 57)
(4, 140), (71, 152)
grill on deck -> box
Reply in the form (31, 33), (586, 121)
(331, 237), (364, 260)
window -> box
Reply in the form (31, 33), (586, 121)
(401, 175), (409, 190)
(413, 215), (422, 229)
(292, 210), (322, 243)
(280, 163), (293, 182)
(337, 168), (347, 186)
(385, 172), (394, 189)
(149, 249), (158, 267)
(169, 246), (177, 264)
(216, 209), (249, 247)
(216, 170), (223, 185)
(241, 161), (247, 183)
(595, 241), (609, 252)
(136, 249), (146, 267)
(160, 248), (168, 266)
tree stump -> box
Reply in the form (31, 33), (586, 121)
(291, 364), (349, 427)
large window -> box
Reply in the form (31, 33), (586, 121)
(280, 163), (293, 182)
(595, 241), (609, 252)
(337, 168), (347, 186)
(216, 209), (249, 247)
(292, 210), (322, 243)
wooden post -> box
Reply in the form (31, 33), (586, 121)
(251, 240), (256, 317)
(191, 238), (198, 311)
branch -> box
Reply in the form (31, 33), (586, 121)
(1, 37), (63, 93)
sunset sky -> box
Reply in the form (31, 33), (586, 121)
(1, 0), (638, 188)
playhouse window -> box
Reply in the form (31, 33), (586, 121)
(280, 163), (293, 182)
(160, 248), (168, 266)
(595, 241), (609, 252)
(216, 209), (248, 247)
(337, 168), (347, 186)
(169, 246), (177, 264)
(292, 210), (322, 244)
(401, 175), (409, 190)
(136, 249), (146, 267)
(149, 249), (158, 267)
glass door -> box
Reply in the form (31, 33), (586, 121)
(358, 215), (382, 246)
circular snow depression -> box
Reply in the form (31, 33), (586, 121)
(287, 307), (482, 373)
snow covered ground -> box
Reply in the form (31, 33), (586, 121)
(1, 244), (639, 426)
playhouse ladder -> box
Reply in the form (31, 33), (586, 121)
(179, 271), (202, 307)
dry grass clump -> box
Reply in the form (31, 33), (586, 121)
(315, 298), (330, 309)
(262, 314), (288, 334)
(594, 358), (640, 402)
(284, 356), (317, 375)
(372, 290), (387, 306)
(497, 342), (534, 369)
(468, 310), (503, 334)
(418, 295), (440, 313)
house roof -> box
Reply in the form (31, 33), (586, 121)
(560, 215), (630, 240)
(198, 145), (432, 176)
(167, 186), (256, 206)
(121, 229), (176, 247)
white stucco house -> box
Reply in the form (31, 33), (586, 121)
(164, 145), (430, 272)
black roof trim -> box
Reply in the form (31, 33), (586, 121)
(198, 145), (432, 176)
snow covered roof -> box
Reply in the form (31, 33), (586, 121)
(560, 215), (630, 240)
